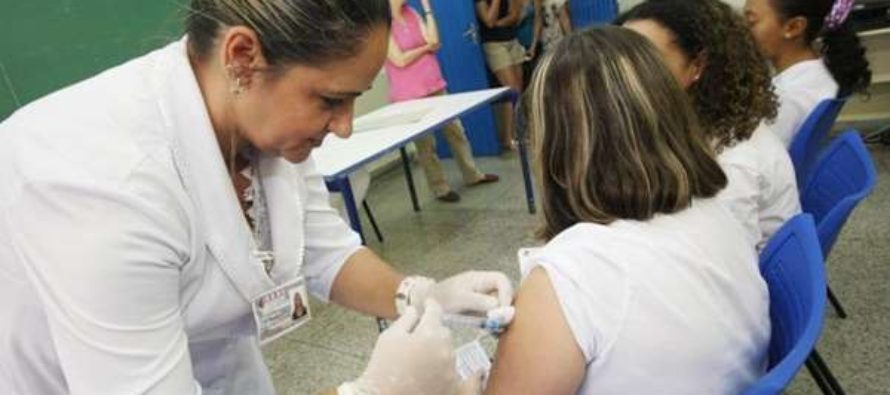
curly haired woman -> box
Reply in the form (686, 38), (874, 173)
(619, 0), (800, 251)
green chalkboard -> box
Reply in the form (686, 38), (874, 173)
(0, 0), (188, 120)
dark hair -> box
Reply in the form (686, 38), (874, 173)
(769, 0), (871, 97)
(186, 0), (391, 66)
(617, 0), (778, 150)
(527, 26), (727, 240)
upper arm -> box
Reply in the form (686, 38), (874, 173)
(772, 90), (809, 147)
(507, 0), (522, 19)
(717, 162), (762, 248)
(476, 1), (496, 26)
(297, 157), (362, 301)
(387, 35), (406, 66)
(485, 267), (586, 395)
(559, 4), (573, 31)
(417, 14), (439, 45)
(4, 175), (198, 394)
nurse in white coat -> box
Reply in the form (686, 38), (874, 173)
(0, 1), (512, 394)
(744, 0), (871, 147)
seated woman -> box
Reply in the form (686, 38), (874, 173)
(620, 0), (799, 251)
(482, 26), (770, 394)
(744, 0), (871, 147)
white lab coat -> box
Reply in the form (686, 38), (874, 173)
(0, 38), (362, 394)
(770, 59), (839, 147)
(717, 124), (801, 251)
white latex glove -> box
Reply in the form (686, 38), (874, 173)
(417, 271), (514, 315)
(458, 370), (484, 395)
(339, 299), (459, 395)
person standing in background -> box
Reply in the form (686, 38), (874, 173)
(385, 0), (500, 203)
(476, 0), (525, 152)
(529, 0), (573, 58)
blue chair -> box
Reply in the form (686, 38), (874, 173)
(800, 131), (878, 318)
(743, 214), (837, 395)
(789, 98), (847, 189)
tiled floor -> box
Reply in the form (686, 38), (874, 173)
(264, 144), (890, 394)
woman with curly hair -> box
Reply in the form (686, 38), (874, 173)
(744, 0), (872, 147)
(618, 0), (800, 251)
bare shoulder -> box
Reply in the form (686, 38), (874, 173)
(485, 267), (586, 395)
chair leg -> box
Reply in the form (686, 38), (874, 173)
(363, 200), (384, 243)
(806, 357), (836, 395)
(811, 350), (846, 395)
(864, 124), (890, 146)
(827, 285), (848, 319)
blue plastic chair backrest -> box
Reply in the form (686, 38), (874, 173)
(742, 214), (827, 395)
(800, 131), (878, 258)
(789, 99), (846, 188)
(570, 0), (619, 28)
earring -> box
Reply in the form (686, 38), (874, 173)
(226, 63), (247, 96)
(230, 77), (245, 96)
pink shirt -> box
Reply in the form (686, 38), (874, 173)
(385, 5), (448, 102)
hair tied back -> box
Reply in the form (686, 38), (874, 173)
(825, 0), (854, 31)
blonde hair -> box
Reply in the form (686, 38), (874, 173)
(527, 26), (727, 240)
(186, 0), (390, 66)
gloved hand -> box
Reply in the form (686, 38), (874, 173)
(338, 299), (459, 395)
(418, 271), (514, 315)
(458, 370), (485, 395)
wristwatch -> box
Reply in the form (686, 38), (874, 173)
(394, 276), (436, 315)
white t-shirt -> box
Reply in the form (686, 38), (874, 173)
(519, 199), (770, 395)
(771, 59), (839, 147)
(718, 124), (802, 251)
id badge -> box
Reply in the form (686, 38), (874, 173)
(252, 276), (312, 345)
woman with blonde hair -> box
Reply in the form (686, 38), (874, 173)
(478, 26), (770, 394)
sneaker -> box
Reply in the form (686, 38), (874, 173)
(436, 191), (461, 203)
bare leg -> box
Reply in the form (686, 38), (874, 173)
(492, 64), (524, 151)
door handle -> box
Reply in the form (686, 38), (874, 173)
(463, 23), (480, 44)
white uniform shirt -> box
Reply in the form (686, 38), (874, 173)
(717, 124), (802, 251)
(519, 199), (770, 395)
(0, 39), (362, 394)
(771, 59), (839, 147)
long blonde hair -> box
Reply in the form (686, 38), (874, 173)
(527, 26), (727, 240)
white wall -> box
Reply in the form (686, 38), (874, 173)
(351, 71), (413, 176)
(354, 71), (390, 117)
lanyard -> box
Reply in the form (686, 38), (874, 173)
(245, 150), (275, 274)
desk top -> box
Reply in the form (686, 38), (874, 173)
(313, 88), (512, 178)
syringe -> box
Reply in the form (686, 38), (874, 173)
(442, 306), (515, 334)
